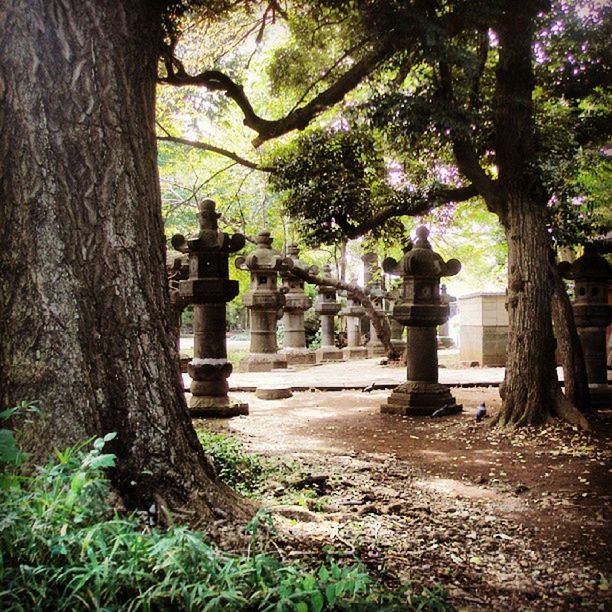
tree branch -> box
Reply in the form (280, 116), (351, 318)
(157, 135), (274, 171)
(289, 267), (399, 360)
(436, 60), (498, 206)
(343, 184), (478, 240)
(159, 40), (396, 147)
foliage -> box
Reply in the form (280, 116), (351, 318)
(270, 126), (404, 247)
(197, 429), (267, 494)
(0, 407), (450, 611)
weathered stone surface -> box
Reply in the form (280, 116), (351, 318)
(314, 265), (344, 363)
(381, 381), (462, 415)
(172, 199), (248, 417)
(381, 226), (461, 416)
(238, 352), (288, 372)
(256, 386), (293, 400)
(559, 244), (612, 407)
(280, 244), (317, 366)
(458, 292), (508, 366)
(236, 231), (291, 372)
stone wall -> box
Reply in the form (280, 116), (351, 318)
(459, 292), (508, 366)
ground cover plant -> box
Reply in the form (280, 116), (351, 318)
(0, 406), (450, 611)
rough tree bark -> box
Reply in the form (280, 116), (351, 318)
(491, 0), (589, 429)
(551, 264), (591, 412)
(0, 0), (250, 520)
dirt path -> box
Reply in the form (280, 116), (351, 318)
(195, 388), (611, 610)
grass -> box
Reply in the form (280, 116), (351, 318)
(0, 404), (453, 611)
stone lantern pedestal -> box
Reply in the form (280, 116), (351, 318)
(380, 226), (462, 416)
(172, 199), (248, 417)
(386, 284), (406, 355)
(559, 245), (612, 407)
(438, 284), (456, 348)
(236, 231), (291, 372)
(166, 251), (190, 372)
(315, 265), (344, 363)
(366, 279), (387, 358)
(280, 244), (317, 366)
(341, 279), (368, 360)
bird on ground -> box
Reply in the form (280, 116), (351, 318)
(476, 402), (487, 422)
(362, 382), (377, 392)
(431, 404), (450, 418)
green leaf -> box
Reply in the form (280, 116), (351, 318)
(325, 583), (337, 606)
(310, 591), (324, 612)
(318, 566), (329, 583)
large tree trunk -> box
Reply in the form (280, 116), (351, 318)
(496, 194), (558, 425)
(495, 195), (590, 429)
(0, 0), (248, 521)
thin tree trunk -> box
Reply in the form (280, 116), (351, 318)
(551, 263), (590, 411)
(0, 0), (250, 521)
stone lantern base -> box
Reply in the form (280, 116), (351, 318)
(367, 342), (387, 358)
(281, 347), (317, 366)
(239, 352), (288, 372)
(316, 346), (344, 363)
(342, 346), (368, 360)
(188, 395), (249, 418)
(381, 381), (462, 416)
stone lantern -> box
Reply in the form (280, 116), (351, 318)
(558, 245), (612, 401)
(380, 226), (462, 416)
(340, 276), (368, 360)
(438, 284), (457, 348)
(166, 250), (190, 371)
(385, 283), (406, 355)
(280, 244), (317, 366)
(366, 279), (387, 358)
(236, 230), (292, 372)
(314, 265), (344, 363)
(171, 199), (248, 417)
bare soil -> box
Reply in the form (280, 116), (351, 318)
(195, 387), (611, 611)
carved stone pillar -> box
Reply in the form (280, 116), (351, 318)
(172, 199), (248, 417)
(366, 279), (387, 358)
(386, 284), (406, 354)
(236, 230), (291, 372)
(280, 244), (317, 365)
(314, 265), (344, 363)
(166, 251), (190, 372)
(381, 226), (462, 416)
(438, 284), (457, 348)
(341, 277), (368, 360)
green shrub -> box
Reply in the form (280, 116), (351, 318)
(0, 406), (452, 611)
(197, 429), (267, 494)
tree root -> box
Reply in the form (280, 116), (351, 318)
(551, 389), (592, 431)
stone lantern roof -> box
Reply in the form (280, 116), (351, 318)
(383, 226), (461, 279)
(236, 230), (291, 272)
(283, 243), (318, 277)
(558, 244), (612, 282)
(172, 199), (245, 255)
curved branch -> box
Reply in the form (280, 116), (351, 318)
(157, 135), (274, 171)
(159, 40), (396, 147)
(344, 184), (479, 240)
(289, 267), (399, 360)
